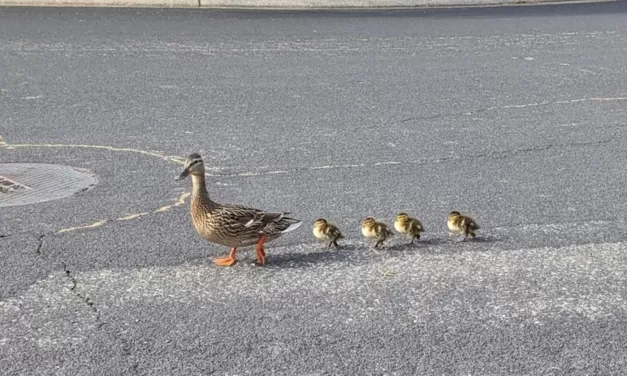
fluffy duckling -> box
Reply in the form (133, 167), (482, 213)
(361, 216), (394, 249)
(312, 218), (344, 249)
(447, 211), (480, 241)
(394, 212), (424, 244)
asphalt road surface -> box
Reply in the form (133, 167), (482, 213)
(1, 2), (627, 375)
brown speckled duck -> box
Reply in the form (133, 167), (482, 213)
(176, 153), (302, 266)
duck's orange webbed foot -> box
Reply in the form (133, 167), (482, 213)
(255, 234), (267, 266)
(215, 247), (237, 267)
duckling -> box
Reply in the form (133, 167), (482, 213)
(361, 216), (394, 249)
(312, 218), (343, 249)
(447, 211), (480, 241)
(176, 153), (302, 266)
(394, 212), (424, 244)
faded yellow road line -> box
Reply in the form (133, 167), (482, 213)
(3, 142), (185, 165)
(1, 139), (190, 234)
(55, 192), (190, 234)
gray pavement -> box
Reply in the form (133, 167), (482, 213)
(1, 3), (627, 375)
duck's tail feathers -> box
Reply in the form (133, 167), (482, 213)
(281, 221), (303, 233)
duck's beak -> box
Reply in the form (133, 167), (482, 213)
(175, 168), (190, 181)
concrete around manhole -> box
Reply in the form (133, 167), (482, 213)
(0, 163), (97, 208)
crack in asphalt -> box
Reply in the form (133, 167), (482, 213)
(62, 262), (104, 329)
(464, 131), (618, 161)
(0, 230), (53, 255)
(0, 230), (43, 238)
(0, 193), (189, 325)
(0, 121), (621, 341)
(120, 339), (141, 375)
(0, 231), (51, 303)
(378, 97), (627, 128)
(210, 130), (619, 178)
(35, 233), (46, 256)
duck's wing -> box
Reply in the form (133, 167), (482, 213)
(241, 211), (288, 228)
(325, 224), (343, 239)
(375, 223), (393, 238)
(461, 216), (479, 230)
(410, 219), (423, 233)
(219, 205), (300, 234)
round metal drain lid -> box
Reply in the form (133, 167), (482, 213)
(0, 163), (97, 208)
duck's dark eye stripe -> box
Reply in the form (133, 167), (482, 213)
(188, 160), (199, 168)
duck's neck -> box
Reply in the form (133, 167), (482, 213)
(191, 174), (215, 207)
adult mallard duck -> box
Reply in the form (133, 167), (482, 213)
(447, 211), (480, 241)
(175, 153), (302, 266)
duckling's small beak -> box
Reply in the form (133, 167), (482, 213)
(175, 169), (190, 181)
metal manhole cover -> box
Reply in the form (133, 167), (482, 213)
(0, 163), (97, 208)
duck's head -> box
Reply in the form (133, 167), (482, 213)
(175, 153), (205, 181)
(313, 218), (328, 228)
(395, 212), (409, 223)
(448, 211), (461, 219)
(361, 216), (376, 228)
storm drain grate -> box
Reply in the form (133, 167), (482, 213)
(0, 163), (97, 208)
(0, 176), (29, 193)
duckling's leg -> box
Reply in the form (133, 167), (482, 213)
(374, 239), (383, 249)
(332, 236), (340, 248)
(215, 247), (237, 266)
(255, 234), (267, 266)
